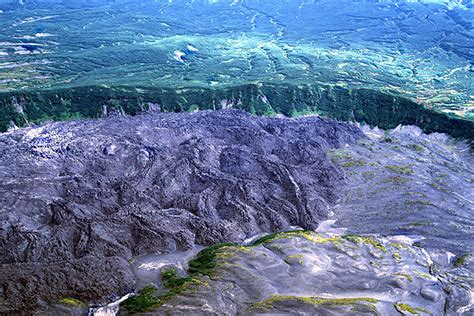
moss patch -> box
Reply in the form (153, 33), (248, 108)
(252, 230), (341, 246)
(284, 254), (305, 265)
(188, 242), (238, 276)
(453, 253), (471, 267)
(251, 295), (378, 312)
(380, 176), (410, 184)
(327, 149), (352, 161)
(122, 243), (237, 313)
(406, 144), (425, 152)
(341, 160), (367, 168)
(385, 165), (414, 175)
(405, 200), (434, 207)
(415, 271), (434, 280)
(394, 273), (413, 282)
(392, 252), (402, 262)
(342, 234), (387, 253)
(120, 285), (163, 313)
(161, 267), (194, 288)
(120, 231), (388, 313)
(58, 297), (86, 307)
(394, 302), (432, 315)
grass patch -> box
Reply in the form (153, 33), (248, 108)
(122, 243), (236, 313)
(251, 295), (378, 311)
(188, 242), (238, 276)
(341, 160), (367, 168)
(405, 200), (434, 207)
(121, 231), (387, 313)
(454, 253), (470, 267)
(415, 271), (434, 280)
(385, 164), (414, 175)
(394, 273), (413, 282)
(58, 297), (86, 307)
(380, 176), (409, 184)
(392, 252), (402, 262)
(120, 285), (163, 313)
(362, 171), (376, 180)
(429, 182), (448, 192)
(284, 254), (305, 265)
(407, 221), (430, 227)
(394, 302), (432, 315)
(406, 144), (425, 152)
(161, 267), (194, 288)
(252, 230), (341, 246)
(327, 149), (352, 161)
(342, 234), (387, 253)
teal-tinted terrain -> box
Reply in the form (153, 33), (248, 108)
(1, 2), (474, 314)
(0, 0), (473, 137)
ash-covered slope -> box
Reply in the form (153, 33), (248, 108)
(0, 110), (362, 312)
(109, 124), (473, 316)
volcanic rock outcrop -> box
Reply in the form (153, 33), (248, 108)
(0, 110), (363, 312)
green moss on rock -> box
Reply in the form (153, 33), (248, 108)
(381, 176), (410, 184)
(251, 295), (378, 312)
(188, 242), (238, 276)
(121, 244), (239, 313)
(385, 165), (414, 175)
(284, 254), (305, 265)
(342, 234), (387, 253)
(161, 268), (194, 288)
(394, 273), (413, 282)
(406, 144), (425, 152)
(327, 149), (352, 161)
(394, 302), (432, 315)
(392, 252), (402, 262)
(453, 253), (471, 267)
(58, 297), (86, 307)
(121, 285), (162, 313)
(252, 230), (341, 246)
(341, 160), (367, 168)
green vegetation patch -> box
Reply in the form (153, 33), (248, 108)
(380, 176), (410, 185)
(405, 200), (434, 207)
(453, 253), (471, 267)
(389, 243), (407, 250)
(342, 234), (387, 253)
(251, 295), (378, 312)
(406, 144), (425, 152)
(284, 254), (305, 265)
(430, 182), (448, 192)
(394, 302), (432, 315)
(327, 149), (352, 161)
(392, 252), (402, 262)
(188, 242), (239, 276)
(362, 171), (376, 180)
(122, 243), (237, 313)
(120, 285), (163, 313)
(341, 160), (367, 168)
(394, 273), (413, 283)
(121, 231), (387, 313)
(384, 165), (414, 175)
(252, 230), (341, 246)
(415, 271), (434, 280)
(58, 297), (86, 307)
(381, 136), (394, 143)
(161, 267), (194, 288)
